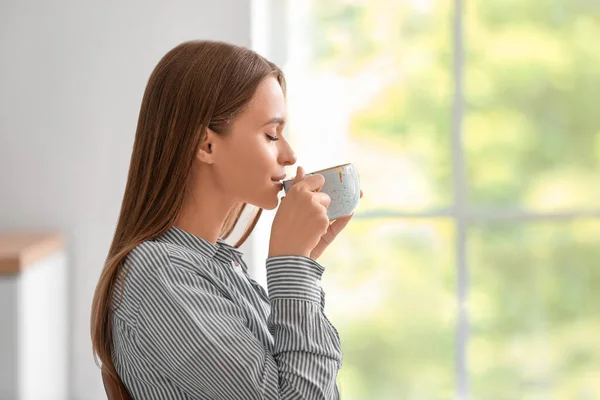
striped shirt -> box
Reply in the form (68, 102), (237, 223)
(111, 225), (343, 399)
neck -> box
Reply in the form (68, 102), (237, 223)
(174, 167), (235, 245)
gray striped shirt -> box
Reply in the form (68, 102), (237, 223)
(111, 226), (343, 399)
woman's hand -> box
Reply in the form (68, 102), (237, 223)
(309, 189), (363, 261)
(268, 166), (330, 258)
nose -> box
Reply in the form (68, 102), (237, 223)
(278, 138), (297, 167)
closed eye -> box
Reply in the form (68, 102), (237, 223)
(265, 133), (279, 141)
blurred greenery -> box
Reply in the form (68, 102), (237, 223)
(310, 0), (454, 211)
(294, 0), (600, 398)
(464, 0), (600, 210)
(309, 0), (600, 212)
(469, 220), (600, 398)
(320, 219), (456, 399)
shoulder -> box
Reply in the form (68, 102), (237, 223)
(122, 238), (223, 294)
(125, 240), (170, 271)
(113, 241), (173, 308)
(120, 240), (172, 292)
(124, 239), (179, 274)
(125, 239), (212, 275)
(112, 241), (171, 319)
(112, 241), (182, 321)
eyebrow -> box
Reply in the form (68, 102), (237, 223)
(262, 117), (286, 127)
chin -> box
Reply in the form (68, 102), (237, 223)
(250, 192), (281, 211)
(244, 185), (282, 210)
(260, 196), (280, 211)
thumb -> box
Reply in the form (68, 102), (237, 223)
(292, 166), (305, 185)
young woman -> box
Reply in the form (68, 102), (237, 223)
(91, 40), (359, 399)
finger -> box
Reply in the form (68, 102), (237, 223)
(292, 166), (305, 185)
(298, 173), (325, 192)
(328, 213), (353, 237)
(360, 189), (363, 199)
(310, 239), (327, 261)
(310, 214), (354, 260)
(313, 191), (331, 208)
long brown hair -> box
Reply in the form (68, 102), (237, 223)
(91, 40), (286, 393)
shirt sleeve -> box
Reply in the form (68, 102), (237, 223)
(134, 251), (342, 400)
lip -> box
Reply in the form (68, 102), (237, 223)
(272, 181), (284, 191)
(271, 174), (286, 182)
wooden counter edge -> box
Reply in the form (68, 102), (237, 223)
(0, 232), (65, 275)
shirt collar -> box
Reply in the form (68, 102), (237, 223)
(216, 237), (244, 255)
(157, 226), (243, 260)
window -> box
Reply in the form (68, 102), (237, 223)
(250, 0), (600, 398)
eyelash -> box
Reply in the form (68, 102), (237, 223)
(265, 133), (279, 141)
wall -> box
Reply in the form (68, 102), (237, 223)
(0, 0), (251, 398)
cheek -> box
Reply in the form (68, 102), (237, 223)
(218, 139), (273, 186)
(242, 139), (278, 168)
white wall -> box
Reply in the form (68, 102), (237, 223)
(0, 0), (251, 398)
(18, 251), (68, 400)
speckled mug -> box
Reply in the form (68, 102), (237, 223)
(283, 163), (361, 220)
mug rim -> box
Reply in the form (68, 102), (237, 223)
(282, 163), (354, 186)
(297, 163), (353, 178)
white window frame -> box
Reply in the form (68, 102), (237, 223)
(248, 0), (600, 398)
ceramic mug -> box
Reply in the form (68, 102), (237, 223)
(283, 163), (361, 220)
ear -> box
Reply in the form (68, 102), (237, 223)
(196, 128), (219, 164)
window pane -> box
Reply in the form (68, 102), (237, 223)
(465, 0), (600, 211)
(319, 218), (456, 399)
(284, 0), (453, 212)
(468, 219), (600, 398)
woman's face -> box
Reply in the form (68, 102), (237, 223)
(210, 76), (297, 210)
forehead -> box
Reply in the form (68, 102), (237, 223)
(240, 76), (286, 124)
